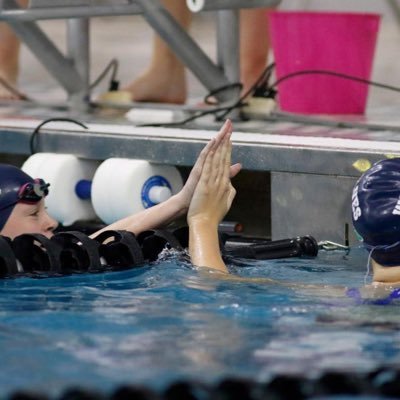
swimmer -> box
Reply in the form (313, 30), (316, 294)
(299, 160), (400, 302)
(0, 120), (241, 244)
(187, 152), (400, 304)
(351, 157), (400, 286)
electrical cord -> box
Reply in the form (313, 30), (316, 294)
(90, 58), (120, 91)
(30, 118), (89, 155)
(269, 69), (400, 94)
(138, 65), (277, 128)
(147, 63), (400, 128)
(137, 103), (239, 128)
(215, 63), (276, 122)
(203, 82), (243, 105)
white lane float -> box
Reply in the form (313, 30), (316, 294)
(22, 153), (183, 226)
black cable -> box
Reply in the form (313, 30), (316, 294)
(137, 63), (400, 128)
(89, 58), (119, 91)
(270, 69), (400, 93)
(203, 82), (243, 105)
(138, 104), (238, 128)
(241, 62), (276, 100)
(139, 65), (277, 128)
(30, 118), (89, 155)
(212, 64), (400, 118)
(213, 63), (276, 122)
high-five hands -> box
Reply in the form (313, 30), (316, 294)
(187, 120), (242, 272)
(178, 119), (241, 212)
(188, 120), (239, 225)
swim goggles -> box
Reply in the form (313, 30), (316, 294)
(0, 178), (50, 212)
(17, 178), (50, 204)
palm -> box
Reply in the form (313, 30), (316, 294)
(180, 120), (240, 208)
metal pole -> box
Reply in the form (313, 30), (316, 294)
(187, 0), (281, 12)
(0, 3), (143, 20)
(67, 18), (90, 111)
(217, 10), (241, 117)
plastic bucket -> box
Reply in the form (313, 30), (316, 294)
(268, 11), (381, 114)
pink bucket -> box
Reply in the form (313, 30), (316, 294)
(268, 11), (381, 114)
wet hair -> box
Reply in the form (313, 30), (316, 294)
(0, 164), (34, 230)
(352, 158), (400, 266)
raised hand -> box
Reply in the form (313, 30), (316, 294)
(177, 119), (241, 211)
(187, 120), (241, 272)
(187, 126), (237, 225)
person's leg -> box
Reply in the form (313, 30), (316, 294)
(0, 23), (22, 100)
(0, 0), (28, 100)
(239, 8), (271, 96)
(124, 0), (191, 104)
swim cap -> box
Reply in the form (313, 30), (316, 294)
(352, 158), (400, 266)
(0, 164), (35, 231)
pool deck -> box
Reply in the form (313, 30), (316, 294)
(1, 106), (400, 175)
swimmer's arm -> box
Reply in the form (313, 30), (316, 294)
(189, 219), (227, 273)
(91, 193), (186, 237)
(188, 122), (239, 273)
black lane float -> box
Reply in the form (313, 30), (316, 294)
(0, 227), (319, 278)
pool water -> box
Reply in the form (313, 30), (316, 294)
(0, 246), (400, 398)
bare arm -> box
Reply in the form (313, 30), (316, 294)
(91, 192), (186, 237)
(91, 120), (240, 238)
(187, 120), (240, 272)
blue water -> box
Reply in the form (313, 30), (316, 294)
(0, 246), (400, 397)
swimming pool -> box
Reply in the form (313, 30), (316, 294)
(0, 246), (399, 399)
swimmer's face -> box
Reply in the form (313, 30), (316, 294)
(0, 199), (58, 239)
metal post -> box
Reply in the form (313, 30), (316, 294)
(0, 3), (143, 20)
(187, 0), (281, 12)
(217, 9), (241, 117)
(67, 18), (90, 111)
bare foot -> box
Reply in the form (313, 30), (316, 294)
(124, 64), (187, 105)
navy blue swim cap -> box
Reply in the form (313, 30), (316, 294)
(352, 158), (400, 266)
(0, 164), (35, 231)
